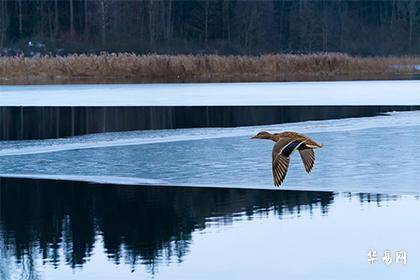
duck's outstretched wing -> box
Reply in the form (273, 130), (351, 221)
(272, 153), (290, 187)
(298, 148), (315, 173)
(272, 138), (305, 187)
(277, 131), (323, 148)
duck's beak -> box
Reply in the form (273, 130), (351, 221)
(251, 135), (257, 139)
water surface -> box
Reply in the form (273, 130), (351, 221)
(1, 111), (420, 194)
(1, 112), (420, 279)
(0, 178), (419, 280)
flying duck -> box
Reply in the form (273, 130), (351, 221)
(251, 131), (323, 187)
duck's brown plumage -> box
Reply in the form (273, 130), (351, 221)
(272, 131), (323, 148)
(252, 131), (323, 187)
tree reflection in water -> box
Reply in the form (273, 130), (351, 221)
(0, 177), (359, 275)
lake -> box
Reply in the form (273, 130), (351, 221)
(1, 110), (420, 279)
(0, 179), (419, 280)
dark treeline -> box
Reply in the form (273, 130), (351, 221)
(0, 0), (419, 56)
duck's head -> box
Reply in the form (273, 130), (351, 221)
(251, 131), (273, 140)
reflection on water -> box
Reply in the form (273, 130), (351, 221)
(0, 178), (333, 269)
(1, 178), (419, 280)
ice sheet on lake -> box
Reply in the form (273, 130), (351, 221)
(1, 111), (420, 194)
(1, 80), (420, 106)
(0, 110), (419, 156)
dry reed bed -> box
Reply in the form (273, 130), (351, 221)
(1, 53), (419, 83)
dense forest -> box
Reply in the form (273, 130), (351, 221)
(0, 0), (419, 56)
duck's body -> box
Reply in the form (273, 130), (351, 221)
(252, 131), (323, 187)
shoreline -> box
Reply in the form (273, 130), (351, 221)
(2, 72), (419, 86)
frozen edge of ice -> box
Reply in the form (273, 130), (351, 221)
(0, 173), (418, 197)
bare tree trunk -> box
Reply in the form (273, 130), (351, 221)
(408, 0), (415, 52)
(204, 0), (209, 48)
(222, 0), (230, 42)
(0, 0), (5, 47)
(322, 0), (328, 52)
(298, 0), (306, 51)
(39, 0), (45, 38)
(47, 2), (53, 41)
(100, 0), (106, 46)
(338, 2), (347, 51)
(84, 0), (88, 41)
(246, 8), (257, 55)
(278, 0), (285, 50)
(390, 0), (395, 32)
(148, 0), (154, 47)
(138, 1), (145, 43)
(54, 0), (59, 37)
(18, 0), (23, 37)
(69, 0), (74, 40)
(159, 0), (165, 42)
(166, 0), (172, 41)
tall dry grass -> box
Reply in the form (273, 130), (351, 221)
(1, 53), (419, 84)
